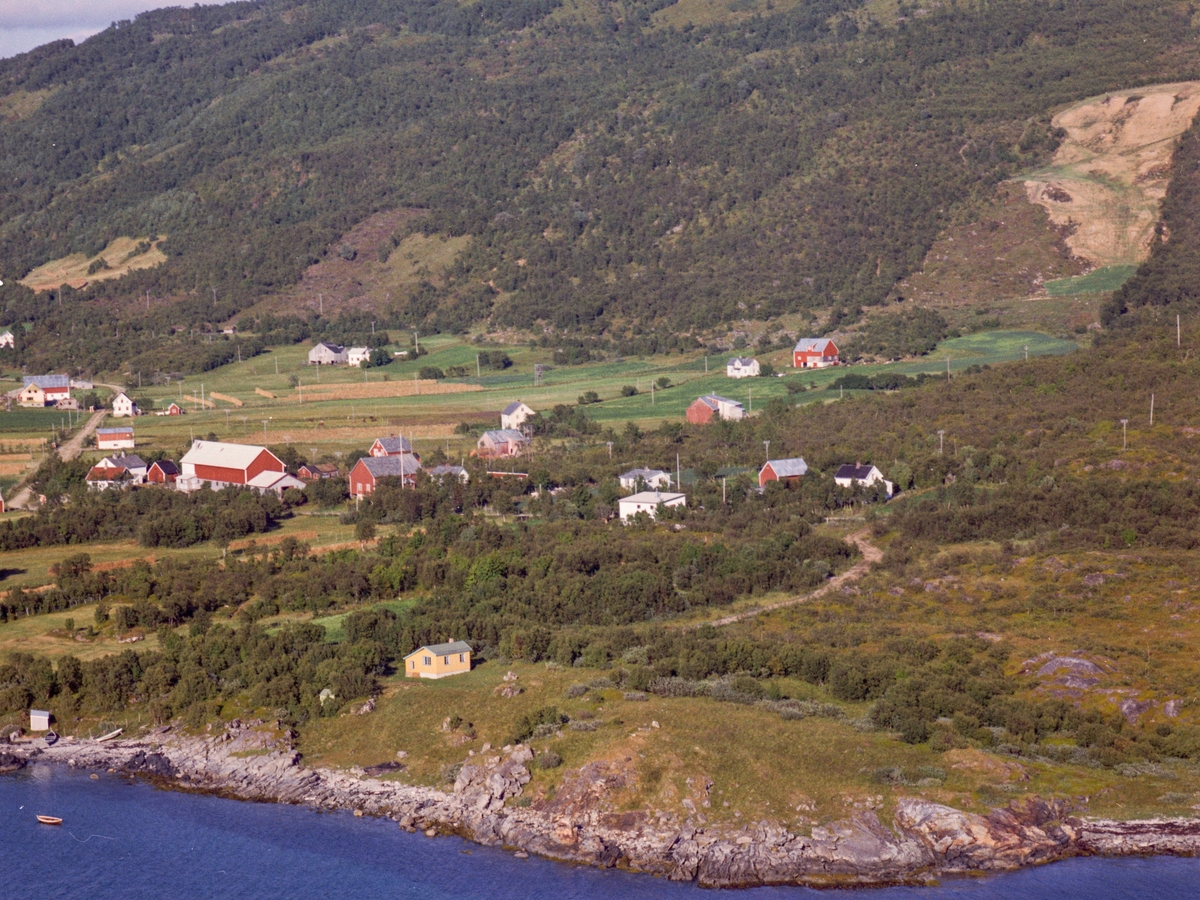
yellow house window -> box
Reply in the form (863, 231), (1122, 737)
(443, 656), (449, 665)
(423, 656), (431, 666)
(459, 654), (464, 663)
(410, 660), (415, 669)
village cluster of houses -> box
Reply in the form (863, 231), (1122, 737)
(613, 457), (892, 523)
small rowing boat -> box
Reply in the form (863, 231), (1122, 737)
(36, 816), (62, 826)
(95, 728), (123, 743)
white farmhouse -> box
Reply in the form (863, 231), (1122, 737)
(618, 490), (686, 522)
(0, 328), (13, 349)
(347, 346), (371, 367)
(834, 463), (894, 497)
(500, 401), (535, 430)
(111, 391), (139, 417)
(619, 468), (672, 491)
(726, 357), (760, 379)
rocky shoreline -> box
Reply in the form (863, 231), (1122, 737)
(5, 724), (1200, 887)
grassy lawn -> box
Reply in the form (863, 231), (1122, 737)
(1044, 266), (1138, 296)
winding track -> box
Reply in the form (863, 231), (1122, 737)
(6, 409), (108, 509)
(697, 529), (883, 628)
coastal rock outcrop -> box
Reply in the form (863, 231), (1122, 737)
(6, 727), (1200, 888)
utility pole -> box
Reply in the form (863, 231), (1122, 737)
(275, 356), (279, 375)
(651, 382), (655, 405)
(1024, 345), (1029, 361)
(476, 354), (481, 377)
(764, 439), (770, 462)
(705, 356), (708, 374)
(1121, 418), (1129, 451)
(749, 387), (752, 414)
(1178, 314), (1181, 348)
(937, 429), (946, 455)
(722, 476), (727, 504)
(1150, 394), (1154, 426)
(263, 420), (268, 442)
(606, 442), (613, 460)
(319, 293), (323, 316)
(676, 453), (681, 493)
(947, 356), (952, 378)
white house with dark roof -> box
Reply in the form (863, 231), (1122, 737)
(835, 463), (894, 496)
(726, 357), (760, 379)
(111, 391), (139, 417)
(428, 464), (469, 484)
(308, 342), (348, 365)
(619, 467), (672, 491)
(500, 401), (535, 430)
(759, 458), (808, 487)
(618, 490), (687, 522)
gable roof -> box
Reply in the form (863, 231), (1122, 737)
(765, 458), (808, 478)
(313, 341), (345, 352)
(409, 640), (473, 657)
(694, 394), (743, 410)
(23, 374), (69, 389)
(428, 464), (468, 478)
(301, 462), (339, 475)
(620, 467), (670, 481)
(727, 357), (757, 366)
(96, 426), (134, 435)
(87, 465), (129, 480)
(357, 455), (422, 478)
(372, 436), (413, 454)
(620, 490), (686, 505)
(502, 401), (532, 415)
(247, 471), (307, 490)
(836, 464), (879, 481)
(103, 454), (146, 469)
(480, 429), (528, 444)
(181, 440), (276, 471)
(794, 338), (836, 353)
(150, 460), (180, 475)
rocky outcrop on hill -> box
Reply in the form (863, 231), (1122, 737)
(6, 727), (1200, 887)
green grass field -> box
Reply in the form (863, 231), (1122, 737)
(1044, 265), (1138, 296)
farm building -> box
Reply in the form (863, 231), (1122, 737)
(86, 455), (147, 490)
(247, 471), (307, 497)
(368, 436), (414, 457)
(477, 429), (529, 458)
(96, 425), (135, 450)
(147, 460), (180, 484)
(308, 342), (348, 365)
(500, 401), (535, 430)
(100, 454), (147, 481)
(619, 467), (672, 491)
(0, 328), (12, 349)
(618, 490), (687, 522)
(760, 458), (808, 487)
(349, 454), (422, 499)
(793, 338), (839, 369)
(726, 357), (760, 378)
(155, 402), (184, 416)
(428, 464), (470, 484)
(404, 641), (473, 679)
(835, 463), (894, 496)
(347, 346), (371, 367)
(19, 375), (69, 407)
(177, 440), (286, 492)
(686, 394), (745, 424)
(111, 392), (139, 417)
(29, 710), (50, 731)
(298, 463), (340, 481)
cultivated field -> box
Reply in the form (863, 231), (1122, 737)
(19, 235), (167, 292)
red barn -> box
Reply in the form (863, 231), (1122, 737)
(178, 440), (285, 491)
(686, 394), (745, 425)
(792, 338), (839, 369)
(759, 457), (809, 487)
(349, 455), (421, 499)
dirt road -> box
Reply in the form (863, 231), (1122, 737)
(698, 529), (883, 629)
(6, 409), (107, 509)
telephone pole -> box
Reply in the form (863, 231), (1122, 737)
(937, 430), (946, 455)
(1120, 419), (1129, 451)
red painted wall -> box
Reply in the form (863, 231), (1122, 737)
(686, 400), (715, 425)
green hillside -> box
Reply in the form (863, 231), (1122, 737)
(0, 0), (1197, 374)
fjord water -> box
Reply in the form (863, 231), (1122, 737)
(2, 765), (1196, 899)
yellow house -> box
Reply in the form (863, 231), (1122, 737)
(404, 640), (473, 679)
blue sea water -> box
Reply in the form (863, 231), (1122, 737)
(2, 764), (1197, 899)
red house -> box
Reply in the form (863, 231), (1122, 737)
(368, 436), (414, 457)
(298, 463), (340, 481)
(349, 455), (422, 499)
(178, 440), (285, 491)
(759, 458), (809, 487)
(793, 338), (839, 368)
(686, 395), (745, 425)
(147, 460), (180, 484)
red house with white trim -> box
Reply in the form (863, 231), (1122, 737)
(349, 455), (421, 499)
(177, 440), (285, 492)
(793, 338), (839, 369)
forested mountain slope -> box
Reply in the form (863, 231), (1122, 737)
(0, 0), (1197, 367)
